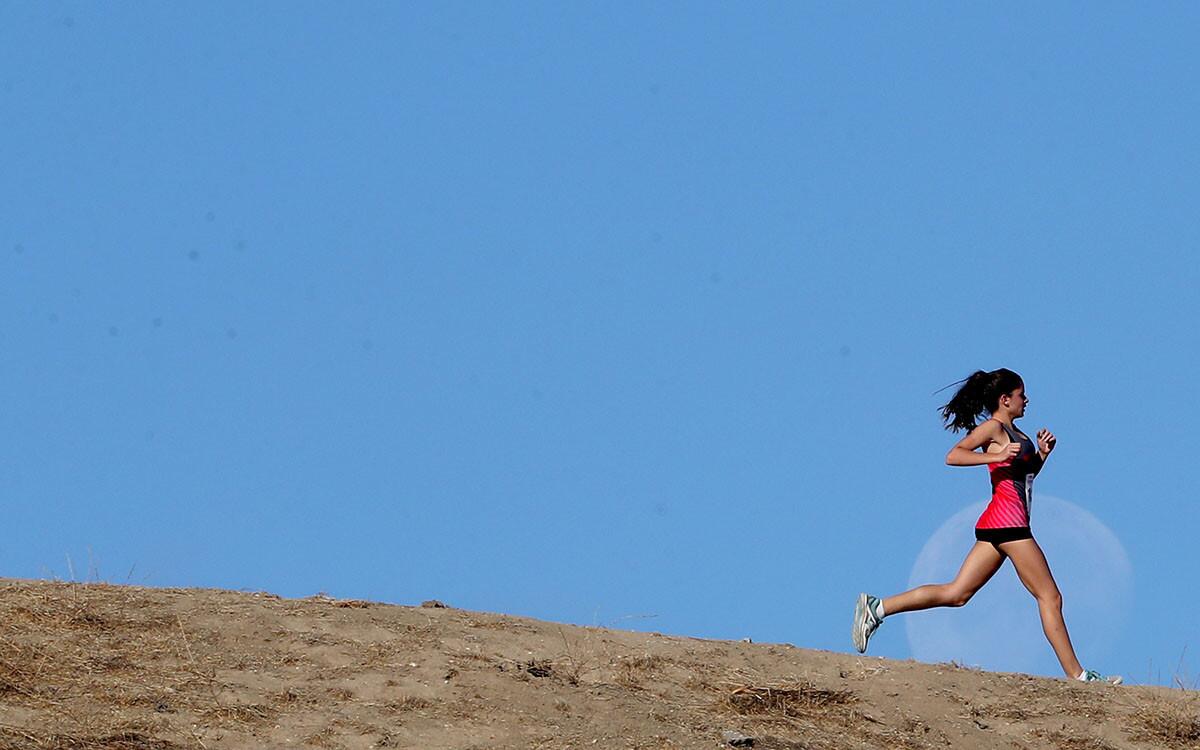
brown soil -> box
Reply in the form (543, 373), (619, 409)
(0, 579), (1195, 749)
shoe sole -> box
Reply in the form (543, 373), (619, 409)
(852, 593), (868, 653)
(1082, 674), (1124, 685)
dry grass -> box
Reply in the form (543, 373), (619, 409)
(1, 579), (1195, 750)
(1028, 728), (1118, 750)
(1127, 696), (1200, 748)
(0, 727), (185, 750)
(198, 702), (278, 728)
(302, 727), (344, 749)
(614, 654), (667, 689)
(274, 687), (320, 707)
(982, 701), (1041, 721)
(0, 582), (287, 745)
(721, 679), (856, 718)
(383, 695), (433, 712)
(552, 628), (600, 686)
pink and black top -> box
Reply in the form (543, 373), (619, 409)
(976, 420), (1042, 532)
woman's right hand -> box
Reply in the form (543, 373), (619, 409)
(991, 441), (1021, 463)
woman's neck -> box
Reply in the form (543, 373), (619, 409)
(992, 411), (1018, 427)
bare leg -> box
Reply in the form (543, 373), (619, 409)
(999, 538), (1083, 679)
(882, 542), (1006, 615)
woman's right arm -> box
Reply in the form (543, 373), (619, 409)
(945, 420), (1018, 466)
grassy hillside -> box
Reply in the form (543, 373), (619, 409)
(0, 580), (1196, 749)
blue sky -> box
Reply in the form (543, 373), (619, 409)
(3, 3), (1197, 685)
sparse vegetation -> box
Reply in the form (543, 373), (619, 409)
(614, 653), (667, 689)
(1128, 695), (1200, 748)
(722, 679), (855, 717)
(384, 695), (433, 712)
(0, 579), (1193, 749)
(1028, 728), (1119, 750)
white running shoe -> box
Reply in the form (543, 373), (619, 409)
(852, 593), (883, 654)
(1080, 669), (1123, 685)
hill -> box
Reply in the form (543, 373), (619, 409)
(0, 579), (1195, 749)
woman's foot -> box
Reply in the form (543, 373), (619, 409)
(852, 593), (883, 653)
(1078, 669), (1123, 685)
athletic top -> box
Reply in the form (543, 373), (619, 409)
(975, 420), (1043, 529)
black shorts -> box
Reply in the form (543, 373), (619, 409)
(974, 526), (1033, 545)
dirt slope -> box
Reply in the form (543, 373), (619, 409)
(0, 579), (1196, 749)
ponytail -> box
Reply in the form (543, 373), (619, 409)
(939, 368), (1023, 432)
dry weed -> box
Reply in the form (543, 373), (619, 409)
(311, 665), (358, 681)
(275, 687), (320, 707)
(0, 728), (185, 750)
(522, 659), (555, 679)
(297, 631), (343, 647)
(614, 654), (666, 689)
(1127, 696), (1200, 748)
(357, 639), (420, 668)
(303, 726), (345, 749)
(1028, 728), (1118, 750)
(722, 680), (855, 718)
(444, 648), (493, 666)
(464, 617), (536, 632)
(383, 695), (433, 712)
(199, 702), (278, 728)
(981, 701), (1040, 721)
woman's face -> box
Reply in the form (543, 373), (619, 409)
(1000, 385), (1028, 417)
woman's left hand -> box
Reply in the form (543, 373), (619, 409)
(1037, 428), (1056, 456)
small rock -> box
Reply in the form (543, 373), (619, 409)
(421, 599), (448, 608)
(722, 730), (754, 747)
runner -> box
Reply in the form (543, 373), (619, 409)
(851, 368), (1120, 684)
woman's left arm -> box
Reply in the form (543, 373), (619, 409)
(1037, 428), (1056, 462)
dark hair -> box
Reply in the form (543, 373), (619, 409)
(939, 368), (1024, 432)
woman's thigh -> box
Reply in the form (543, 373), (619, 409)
(948, 541), (1007, 596)
(998, 538), (1061, 601)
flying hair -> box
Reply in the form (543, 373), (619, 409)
(938, 368), (1023, 433)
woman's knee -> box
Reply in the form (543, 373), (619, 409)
(944, 586), (974, 607)
(1034, 588), (1063, 609)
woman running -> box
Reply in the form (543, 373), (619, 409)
(851, 368), (1120, 684)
